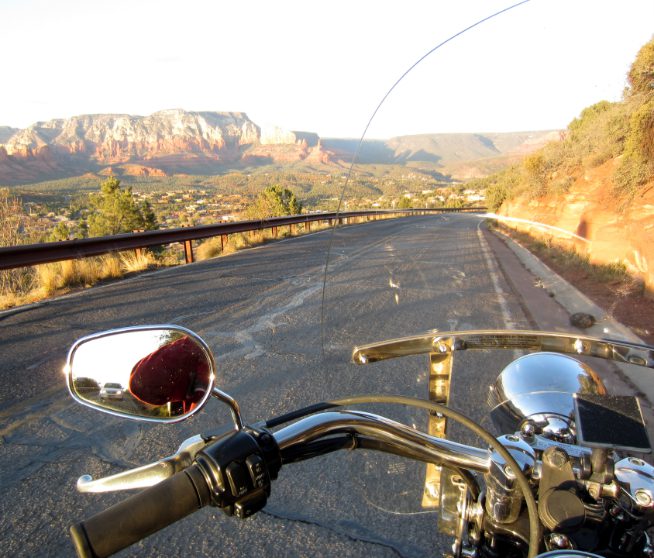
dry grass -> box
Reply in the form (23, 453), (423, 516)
(1, 250), (160, 310)
(494, 223), (632, 286)
(120, 250), (155, 273)
(35, 256), (126, 296)
(196, 220), (335, 262)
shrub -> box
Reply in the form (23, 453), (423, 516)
(0, 190), (37, 300)
(627, 38), (654, 97)
(614, 96), (654, 197)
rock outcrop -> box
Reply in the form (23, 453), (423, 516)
(0, 111), (338, 184)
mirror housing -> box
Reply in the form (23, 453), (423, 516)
(65, 325), (216, 423)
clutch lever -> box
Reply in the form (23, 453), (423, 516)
(76, 434), (208, 493)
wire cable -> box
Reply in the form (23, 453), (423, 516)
(330, 394), (540, 558)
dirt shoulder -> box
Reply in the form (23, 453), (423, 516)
(493, 224), (653, 345)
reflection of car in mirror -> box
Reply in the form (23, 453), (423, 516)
(99, 382), (124, 401)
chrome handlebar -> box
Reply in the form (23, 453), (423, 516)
(75, 410), (491, 493)
(274, 409), (490, 472)
(75, 408), (654, 519)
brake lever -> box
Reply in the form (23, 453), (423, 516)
(76, 434), (208, 493)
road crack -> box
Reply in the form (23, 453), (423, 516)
(261, 509), (408, 557)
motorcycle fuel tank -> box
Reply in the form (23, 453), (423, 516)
(487, 352), (607, 442)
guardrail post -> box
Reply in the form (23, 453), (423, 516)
(183, 240), (194, 264)
(221, 235), (228, 251)
(306, 220), (311, 232)
(290, 224), (296, 235)
(133, 229), (144, 258)
(272, 227), (278, 238)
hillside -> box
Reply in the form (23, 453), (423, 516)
(485, 38), (654, 296)
(322, 131), (556, 167)
(0, 109), (554, 186)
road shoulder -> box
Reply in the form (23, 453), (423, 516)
(482, 223), (654, 431)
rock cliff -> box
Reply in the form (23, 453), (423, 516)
(0, 111), (336, 184)
(498, 158), (654, 296)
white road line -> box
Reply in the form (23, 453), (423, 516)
(477, 221), (517, 330)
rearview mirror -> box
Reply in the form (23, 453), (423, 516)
(65, 326), (215, 422)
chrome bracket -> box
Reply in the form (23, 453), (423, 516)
(422, 339), (454, 508)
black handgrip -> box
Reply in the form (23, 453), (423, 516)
(70, 464), (211, 558)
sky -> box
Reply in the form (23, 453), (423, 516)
(1, 0), (653, 138)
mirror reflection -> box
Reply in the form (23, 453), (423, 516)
(67, 328), (215, 422)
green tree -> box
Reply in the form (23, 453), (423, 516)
(246, 185), (302, 219)
(85, 177), (158, 237)
(48, 222), (70, 242)
(397, 196), (412, 209)
(140, 200), (158, 230)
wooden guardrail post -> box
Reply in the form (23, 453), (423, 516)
(221, 235), (228, 251)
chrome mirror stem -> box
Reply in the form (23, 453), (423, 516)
(212, 387), (243, 430)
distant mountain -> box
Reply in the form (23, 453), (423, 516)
(0, 109), (557, 185)
(323, 131), (558, 166)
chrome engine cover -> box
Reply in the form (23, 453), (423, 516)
(488, 352), (607, 442)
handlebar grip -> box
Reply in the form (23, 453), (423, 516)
(70, 464), (211, 558)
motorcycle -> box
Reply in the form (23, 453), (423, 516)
(60, 4), (654, 557)
(65, 325), (654, 558)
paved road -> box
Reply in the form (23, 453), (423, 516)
(0, 213), (604, 557)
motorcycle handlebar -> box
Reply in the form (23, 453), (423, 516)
(69, 464), (211, 558)
(67, 409), (498, 557)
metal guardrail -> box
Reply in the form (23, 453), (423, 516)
(0, 208), (486, 271)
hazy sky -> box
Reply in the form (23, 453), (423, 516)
(1, 0), (652, 138)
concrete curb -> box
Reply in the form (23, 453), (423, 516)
(495, 228), (654, 400)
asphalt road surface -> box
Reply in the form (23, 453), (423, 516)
(0, 213), (594, 557)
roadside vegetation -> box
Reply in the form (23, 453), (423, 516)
(494, 224), (632, 286)
(479, 37), (654, 212)
(0, 180), (162, 309)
